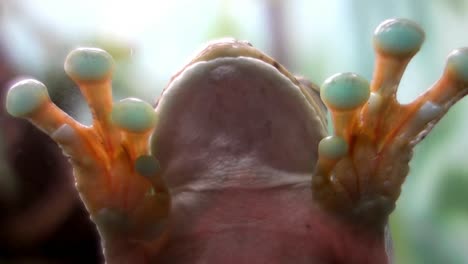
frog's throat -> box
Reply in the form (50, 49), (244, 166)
(159, 39), (327, 128)
(152, 56), (327, 192)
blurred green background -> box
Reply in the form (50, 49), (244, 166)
(0, 0), (467, 263)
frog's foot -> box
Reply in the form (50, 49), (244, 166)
(5, 48), (170, 262)
(312, 19), (468, 227)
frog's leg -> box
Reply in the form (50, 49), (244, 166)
(312, 19), (468, 227)
(5, 48), (170, 262)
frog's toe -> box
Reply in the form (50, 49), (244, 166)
(111, 97), (157, 159)
(65, 47), (114, 81)
(320, 72), (370, 140)
(5, 79), (97, 169)
(312, 18), (468, 227)
(133, 154), (169, 236)
(112, 98), (157, 134)
(6, 79), (49, 118)
(6, 79), (81, 134)
(63, 48), (120, 148)
(397, 48), (468, 144)
(5, 78), (112, 211)
(373, 19), (424, 57)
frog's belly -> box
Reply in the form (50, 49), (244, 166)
(156, 187), (387, 264)
(152, 58), (387, 263)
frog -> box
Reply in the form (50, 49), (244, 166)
(5, 18), (468, 264)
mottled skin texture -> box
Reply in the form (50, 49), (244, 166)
(152, 57), (388, 263)
(5, 19), (468, 264)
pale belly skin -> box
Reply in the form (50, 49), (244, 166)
(5, 19), (468, 263)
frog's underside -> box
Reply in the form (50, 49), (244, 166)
(5, 19), (468, 263)
(154, 52), (384, 263)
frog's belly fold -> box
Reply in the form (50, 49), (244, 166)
(152, 57), (385, 263)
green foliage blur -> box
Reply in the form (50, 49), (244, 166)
(1, 0), (468, 263)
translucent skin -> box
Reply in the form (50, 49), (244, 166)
(5, 19), (468, 263)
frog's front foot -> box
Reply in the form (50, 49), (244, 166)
(312, 19), (468, 227)
(5, 48), (170, 262)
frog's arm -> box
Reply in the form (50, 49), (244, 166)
(5, 48), (170, 262)
(312, 19), (468, 227)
